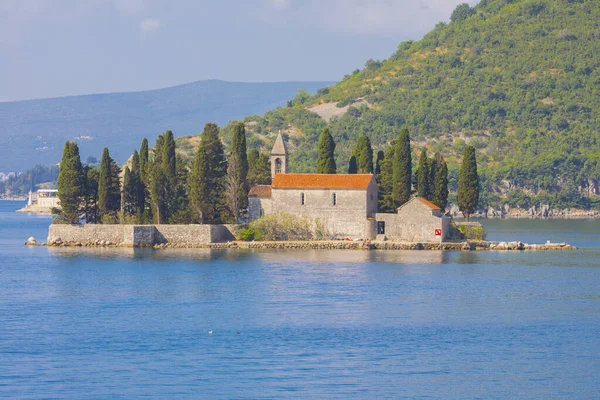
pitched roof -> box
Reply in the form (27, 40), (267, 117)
(248, 185), (272, 198)
(271, 133), (287, 155)
(398, 197), (442, 211)
(272, 174), (374, 190)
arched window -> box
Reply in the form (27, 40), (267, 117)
(301, 193), (305, 205)
(275, 158), (282, 174)
(332, 193), (337, 206)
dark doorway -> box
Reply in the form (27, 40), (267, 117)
(377, 221), (385, 235)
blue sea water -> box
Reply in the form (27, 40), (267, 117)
(0, 200), (598, 399)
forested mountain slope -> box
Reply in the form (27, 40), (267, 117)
(0, 80), (332, 172)
(206, 0), (599, 209)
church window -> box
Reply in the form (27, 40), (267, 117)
(275, 158), (282, 174)
(301, 193), (305, 205)
(332, 193), (337, 206)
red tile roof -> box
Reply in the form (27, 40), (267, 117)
(416, 197), (441, 210)
(248, 185), (272, 198)
(272, 174), (374, 190)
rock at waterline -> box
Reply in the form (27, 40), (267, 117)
(25, 237), (37, 246)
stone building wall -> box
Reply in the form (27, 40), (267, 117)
(271, 184), (377, 238)
(376, 199), (450, 242)
(248, 197), (272, 221)
(38, 197), (60, 208)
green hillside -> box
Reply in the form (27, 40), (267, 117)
(184, 0), (599, 210)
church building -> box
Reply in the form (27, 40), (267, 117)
(248, 133), (378, 239)
(248, 133), (450, 242)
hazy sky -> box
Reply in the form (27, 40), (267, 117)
(1, 0), (478, 102)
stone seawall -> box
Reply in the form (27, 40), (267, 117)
(47, 224), (236, 247)
(42, 225), (576, 251)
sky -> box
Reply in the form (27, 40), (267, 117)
(0, 0), (478, 102)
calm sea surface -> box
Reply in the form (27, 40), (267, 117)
(0, 201), (598, 399)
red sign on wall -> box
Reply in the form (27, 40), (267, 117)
(434, 229), (442, 237)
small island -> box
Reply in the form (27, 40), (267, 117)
(31, 128), (576, 252)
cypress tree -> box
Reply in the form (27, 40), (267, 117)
(417, 148), (430, 199)
(138, 139), (150, 222)
(458, 145), (479, 221)
(247, 149), (271, 186)
(161, 130), (177, 221)
(139, 138), (149, 184)
(228, 122), (249, 221)
(316, 128), (336, 174)
(149, 135), (164, 223)
(432, 152), (449, 211)
(353, 135), (374, 173)
(130, 150), (145, 221)
(392, 128), (412, 207)
(377, 144), (396, 213)
(171, 154), (191, 224)
(97, 147), (121, 222)
(150, 131), (178, 223)
(57, 141), (84, 224)
(348, 156), (358, 174)
(189, 123), (227, 224)
(121, 166), (137, 218)
(375, 150), (384, 177)
(84, 167), (99, 223)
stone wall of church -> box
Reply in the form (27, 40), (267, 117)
(248, 197), (272, 221)
(271, 186), (376, 238)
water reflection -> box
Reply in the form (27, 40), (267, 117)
(48, 247), (449, 265)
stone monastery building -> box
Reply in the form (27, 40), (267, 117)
(249, 133), (450, 242)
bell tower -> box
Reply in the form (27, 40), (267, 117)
(270, 132), (288, 179)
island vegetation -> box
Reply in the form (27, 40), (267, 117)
(54, 124), (463, 227)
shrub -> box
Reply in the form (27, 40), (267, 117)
(457, 223), (487, 240)
(238, 227), (261, 241)
(248, 212), (331, 241)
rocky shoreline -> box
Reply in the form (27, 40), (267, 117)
(447, 204), (600, 219)
(28, 237), (577, 251)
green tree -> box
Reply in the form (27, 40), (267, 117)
(348, 156), (358, 174)
(417, 148), (430, 199)
(83, 166), (99, 223)
(227, 122), (249, 221)
(130, 150), (145, 222)
(450, 3), (473, 22)
(353, 135), (374, 173)
(139, 138), (149, 185)
(121, 166), (137, 219)
(377, 145), (397, 213)
(458, 145), (479, 221)
(150, 131), (178, 223)
(97, 147), (121, 222)
(375, 150), (384, 177)
(57, 141), (84, 224)
(431, 152), (449, 211)
(392, 128), (412, 207)
(138, 138), (150, 222)
(316, 128), (336, 174)
(247, 149), (271, 187)
(189, 123), (227, 224)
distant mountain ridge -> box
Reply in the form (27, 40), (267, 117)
(0, 79), (333, 171)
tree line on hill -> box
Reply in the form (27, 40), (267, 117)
(56, 122), (479, 224)
(0, 165), (60, 198)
